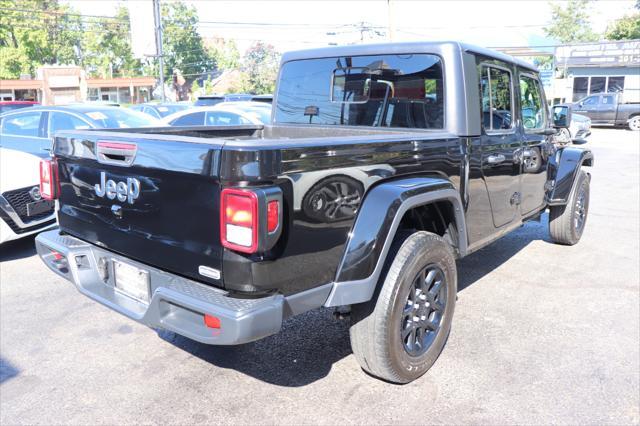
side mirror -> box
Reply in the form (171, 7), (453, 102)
(552, 105), (572, 128)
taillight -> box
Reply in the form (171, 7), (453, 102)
(220, 187), (283, 254)
(39, 159), (58, 200)
(221, 189), (259, 253)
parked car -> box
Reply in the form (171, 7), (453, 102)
(551, 105), (591, 145)
(162, 102), (271, 126)
(194, 94), (273, 106)
(0, 105), (164, 157)
(570, 92), (640, 130)
(130, 103), (191, 119)
(35, 41), (592, 384)
(0, 148), (56, 244)
(0, 101), (39, 115)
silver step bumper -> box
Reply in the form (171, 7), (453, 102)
(35, 230), (285, 345)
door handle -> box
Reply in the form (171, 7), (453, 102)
(486, 154), (506, 165)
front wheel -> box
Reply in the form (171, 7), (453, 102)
(628, 115), (640, 131)
(549, 170), (590, 245)
(349, 231), (457, 383)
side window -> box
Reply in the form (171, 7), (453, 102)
(480, 66), (513, 131)
(48, 112), (91, 136)
(582, 96), (598, 106)
(519, 75), (546, 130)
(171, 112), (205, 126)
(206, 111), (250, 125)
(144, 107), (161, 119)
(0, 111), (43, 137)
(602, 95), (614, 105)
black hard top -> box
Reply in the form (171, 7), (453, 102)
(281, 40), (538, 72)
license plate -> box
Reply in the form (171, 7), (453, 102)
(26, 200), (54, 216)
(113, 260), (150, 304)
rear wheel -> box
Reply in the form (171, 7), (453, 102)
(349, 231), (457, 383)
(549, 170), (590, 245)
(629, 115), (640, 131)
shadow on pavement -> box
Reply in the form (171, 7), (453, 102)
(0, 235), (37, 262)
(163, 214), (552, 386)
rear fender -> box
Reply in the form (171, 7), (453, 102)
(547, 147), (593, 206)
(324, 177), (467, 307)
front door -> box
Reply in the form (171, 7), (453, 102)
(518, 72), (550, 215)
(574, 94), (600, 121)
(479, 64), (522, 228)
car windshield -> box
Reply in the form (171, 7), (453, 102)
(84, 108), (164, 128)
(155, 104), (189, 117)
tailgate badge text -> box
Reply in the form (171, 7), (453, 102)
(95, 172), (141, 204)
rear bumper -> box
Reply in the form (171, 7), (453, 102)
(35, 229), (287, 345)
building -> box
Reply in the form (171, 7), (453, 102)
(0, 66), (156, 105)
(550, 40), (640, 104)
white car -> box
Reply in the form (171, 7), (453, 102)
(0, 148), (57, 244)
(162, 102), (271, 126)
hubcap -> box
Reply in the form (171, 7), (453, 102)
(401, 265), (447, 356)
(574, 185), (587, 231)
(631, 117), (640, 131)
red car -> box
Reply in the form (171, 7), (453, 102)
(0, 101), (39, 115)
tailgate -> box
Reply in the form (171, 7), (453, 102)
(54, 132), (225, 288)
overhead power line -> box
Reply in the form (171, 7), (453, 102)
(0, 7), (129, 21)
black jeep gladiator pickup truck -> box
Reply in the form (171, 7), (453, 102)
(36, 42), (593, 383)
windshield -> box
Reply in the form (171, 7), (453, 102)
(275, 54), (444, 129)
(0, 104), (35, 115)
(85, 108), (164, 128)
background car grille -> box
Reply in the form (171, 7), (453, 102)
(2, 186), (54, 223)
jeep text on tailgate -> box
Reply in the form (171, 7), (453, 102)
(36, 42), (593, 383)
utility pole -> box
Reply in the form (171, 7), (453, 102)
(387, 0), (396, 41)
(153, 0), (165, 102)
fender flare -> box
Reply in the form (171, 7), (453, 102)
(324, 176), (467, 307)
(547, 147), (594, 206)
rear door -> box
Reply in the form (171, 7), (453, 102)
(54, 132), (226, 287)
(479, 64), (522, 228)
(598, 94), (617, 123)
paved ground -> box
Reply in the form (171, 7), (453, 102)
(1, 128), (638, 425)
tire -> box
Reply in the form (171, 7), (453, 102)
(628, 115), (640, 131)
(349, 231), (457, 383)
(549, 170), (590, 245)
(556, 127), (572, 146)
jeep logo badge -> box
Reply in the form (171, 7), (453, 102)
(95, 172), (141, 204)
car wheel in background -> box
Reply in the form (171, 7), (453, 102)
(628, 115), (640, 131)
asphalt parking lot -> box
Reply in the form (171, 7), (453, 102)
(1, 128), (638, 425)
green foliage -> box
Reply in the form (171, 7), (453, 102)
(0, 0), (84, 78)
(605, 13), (640, 40)
(82, 6), (141, 78)
(161, 2), (214, 80)
(545, 0), (600, 43)
(207, 39), (240, 70)
(241, 42), (280, 94)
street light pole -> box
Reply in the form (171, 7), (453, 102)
(153, 0), (165, 102)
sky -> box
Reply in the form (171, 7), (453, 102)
(65, 0), (639, 54)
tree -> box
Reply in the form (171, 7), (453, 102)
(161, 2), (214, 82)
(82, 6), (141, 78)
(544, 0), (600, 43)
(207, 39), (240, 70)
(241, 42), (280, 94)
(0, 0), (84, 78)
(605, 13), (640, 40)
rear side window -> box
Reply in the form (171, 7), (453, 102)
(480, 66), (513, 131)
(519, 75), (546, 130)
(275, 54), (444, 129)
(1, 111), (43, 137)
(172, 112), (205, 126)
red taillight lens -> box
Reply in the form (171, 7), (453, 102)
(267, 200), (279, 233)
(39, 159), (58, 200)
(220, 189), (258, 253)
